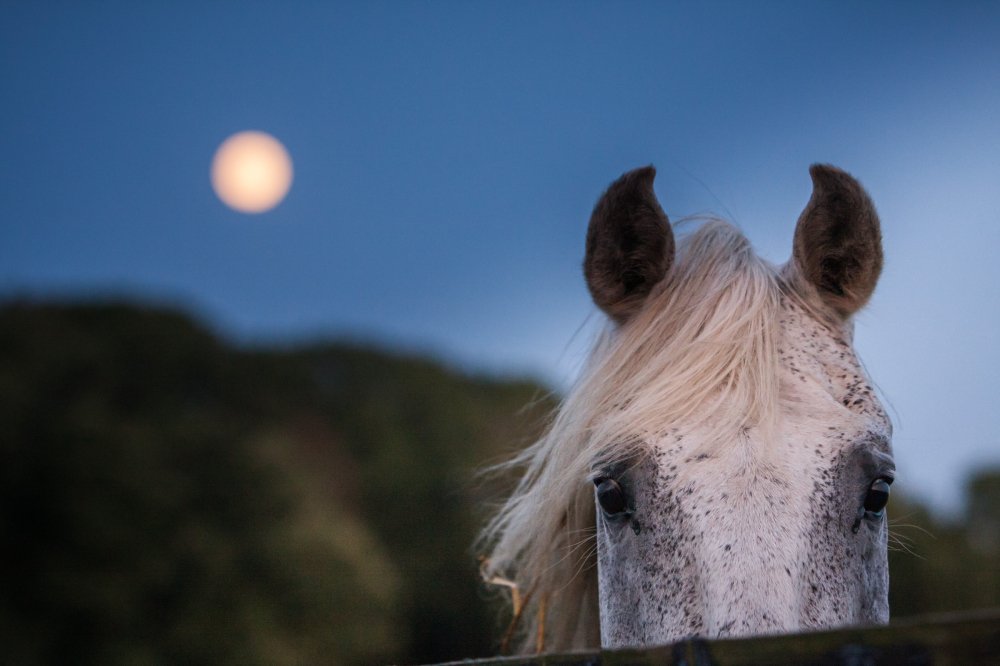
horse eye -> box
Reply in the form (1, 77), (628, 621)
(864, 478), (892, 517)
(594, 477), (628, 516)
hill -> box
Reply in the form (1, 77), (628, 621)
(0, 300), (554, 665)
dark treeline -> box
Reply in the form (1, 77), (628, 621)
(1, 301), (997, 665)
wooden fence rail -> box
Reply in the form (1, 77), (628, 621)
(431, 608), (1000, 666)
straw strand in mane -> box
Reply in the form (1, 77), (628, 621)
(479, 218), (783, 652)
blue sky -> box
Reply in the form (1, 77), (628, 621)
(2, 1), (999, 514)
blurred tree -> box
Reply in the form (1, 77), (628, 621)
(962, 469), (1000, 609)
(888, 469), (1000, 619)
(966, 469), (1000, 554)
(290, 344), (553, 662)
(0, 303), (400, 665)
(0, 300), (552, 664)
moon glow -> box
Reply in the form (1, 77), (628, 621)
(211, 131), (293, 213)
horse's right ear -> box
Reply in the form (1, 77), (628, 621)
(584, 166), (675, 325)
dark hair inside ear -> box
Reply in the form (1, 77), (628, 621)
(584, 166), (675, 324)
(792, 164), (883, 318)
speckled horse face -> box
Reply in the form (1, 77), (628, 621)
(583, 165), (891, 646)
(592, 296), (893, 645)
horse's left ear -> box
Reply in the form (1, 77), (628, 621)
(584, 166), (675, 325)
(791, 164), (883, 318)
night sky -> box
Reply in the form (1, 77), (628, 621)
(3, 1), (999, 513)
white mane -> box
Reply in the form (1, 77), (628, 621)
(480, 219), (784, 652)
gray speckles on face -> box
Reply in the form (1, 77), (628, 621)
(595, 296), (894, 647)
(801, 443), (892, 629)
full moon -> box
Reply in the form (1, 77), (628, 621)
(211, 131), (293, 213)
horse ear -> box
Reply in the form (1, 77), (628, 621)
(584, 166), (675, 324)
(791, 164), (883, 318)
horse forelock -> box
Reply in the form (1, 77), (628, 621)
(480, 218), (787, 652)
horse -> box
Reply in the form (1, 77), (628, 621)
(480, 164), (893, 652)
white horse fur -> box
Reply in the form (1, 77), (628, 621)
(480, 164), (893, 651)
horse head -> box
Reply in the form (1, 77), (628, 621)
(482, 164), (892, 651)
